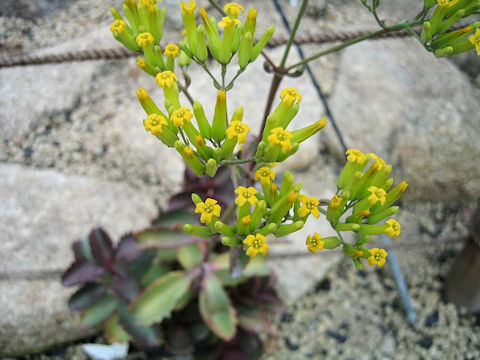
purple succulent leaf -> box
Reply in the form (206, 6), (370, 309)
(89, 227), (114, 267)
(115, 234), (143, 263)
(68, 283), (107, 311)
(62, 260), (105, 286)
(72, 237), (94, 262)
(111, 272), (142, 303)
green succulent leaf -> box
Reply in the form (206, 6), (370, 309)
(199, 273), (237, 341)
(130, 271), (192, 326)
(105, 314), (131, 344)
(117, 303), (161, 347)
(177, 243), (203, 270)
(135, 226), (186, 248)
(81, 294), (117, 327)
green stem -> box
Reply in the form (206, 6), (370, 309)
(201, 63), (222, 89)
(207, 0), (225, 15)
(225, 67), (245, 90)
(221, 156), (257, 165)
(178, 83), (194, 106)
(286, 20), (423, 70)
(258, 0), (309, 139)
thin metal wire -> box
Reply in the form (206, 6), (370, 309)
(0, 28), (421, 68)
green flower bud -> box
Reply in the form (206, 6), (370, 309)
(110, 7), (123, 21)
(232, 23), (244, 54)
(250, 200), (267, 231)
(257, 223), (277, 236)
(238, 31), (253, 68)
(221, 137), (237, 159)
(212, 91), (227, 142)
(136, 88), (167, 117)
(437, 9), (465, 35)
(122, 3), (140, 34)
(199, 9), (221, 60)
(152, 7), (166, 43)
(368, 206), (399, 224)
(175, 141), (206, 177)
(179, 40), (193, 58)
(191, 193), (202, 205)
(276, 142), (299, 162)
(323, 236), (341, 249)
(291, 117), (328, 144)
(193, 101), (212, 139)
(244, 8), (257, 37)
(279, 171), (294, 197)
(356, 224), (389, 236)
(183, 224), (212, 238)
(335, 223), (361, 232)
(421, 21), (432, 42)
(255, 141), (266, 159)
(180, 2), (198, 55)
(214, 221), (236, 236)
(205, 158), (218, 177)
(250, 26), (275, 61)
(273, 221), (304, 237)
(196, 25), (208, 62)
(222, 236), (240, 247)
(178, 50), (193, 67)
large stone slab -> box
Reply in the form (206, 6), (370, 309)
(0, 164), (158, 356)
(326, 38), (480, 202)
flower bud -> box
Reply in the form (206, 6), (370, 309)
(250, 200), (267, 231)
(257, 223), (277, 236)
(183, 224), (212, 238)
(205, 158), (218, 177)
(222, 236), (240, 247)
(273, 221), (304, 237)
(212, 91), (227, 142)
(238, 31), (253, 68)
(175, 141), (206, 177)
(250, 26), (275, 61)
(214, 221), (236, 236)
(193, 101), (212, 139)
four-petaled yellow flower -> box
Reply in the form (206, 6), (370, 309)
(368, 248), (388, 268)
(156, 71), (178, 88)
(235, 186), (258, 206)
(218, 16), (241, 28)
(255, 167), (275, 185)
(136, 32), (155, 47)
(367, 186), (387, 205)
(180, 0), (196, 14)
(110, 20), (126, 34)
(171, 107), (193, 127)
(329, 195), (342, 208)
(280, 88), (302, 106)
(385, 219), (401, 238)
(306, 233), (324, 254)
(195, 198), (221, 224)
(226, 121), (250, 143)
(437, 0), (458, 8)
(369, 153), (386, 171)
(144, 114), (167, 135)
(224, 2), (245, 17)
(469, 28), (480, 56)
(298, 195), (320, 218)
(346, 149), (366, 164)
(268, 127), (293, 152)
(164, 44), (180, 57)
(244, 233), (269, 258)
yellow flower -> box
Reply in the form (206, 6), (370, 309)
(184, 146), (195, 158)
(235, 186), (258, 206)
(469, 28), (480, 56)
(180, 0), (196, 14)
(367, 186), (387, 205)
(287, 190), (299, 203)
(136, 87), (149, 101)
(254, 167), (275, 185)
(136, 32), (155, 47)
(224, 2), (245, 17)
(218, 16), (241, 28)
(268, 127), (293, 152)
(306, 233), (324, 254)
(144, 114), (167, 135)
(346, 149), (366, 164)
(136, 58), (147, 69)
(298, 195), (320, 219)
(195, 135), (205, 147)
(110, 20), (126, 34)
(156, 71), (178, 88)
(368, 248), (388, 268)
(369, 153), (386, 171)
(437, 0), (458, 8)
(226, 121), (250, 143)
(164, 44), (180, 57)
(171, 107), (193, 127)
(280, 88), (302, 106)
(195, 198), (221, 224)
(243, 234), (269, 258)
(329, 195), (342, 208)
(241, 215), (251, 225)
(385, 219), (401, 238)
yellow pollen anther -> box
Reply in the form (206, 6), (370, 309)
(164, 44), (180, 57)
(136, 32), (155, 47)
(110, 20), (126, 34)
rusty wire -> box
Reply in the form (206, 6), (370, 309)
(0, 28), (418, 68)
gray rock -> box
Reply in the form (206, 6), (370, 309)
(326, 38), (480, 202)
(0, 163), (158, 273)
(0, 163), (159, 355)
(0, 279), (93, 357)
